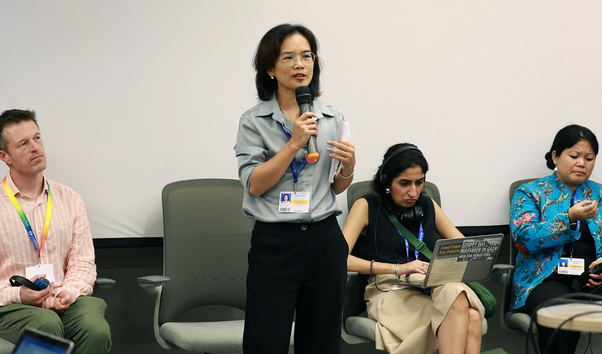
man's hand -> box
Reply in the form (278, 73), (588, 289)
(42, 290), (72, 314)
(20, 275), (54, 307)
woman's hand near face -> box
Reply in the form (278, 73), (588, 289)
(290, 111), (318, 151)
(568, 200), (599, 222)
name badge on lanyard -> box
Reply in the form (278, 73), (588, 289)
(558, 194), (585, 276)
(279, 122), (313, 213)
(558, 257), (585, 276)
(279, 191), (310, 213)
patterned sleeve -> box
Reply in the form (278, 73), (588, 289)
(509, 183), (578, 255)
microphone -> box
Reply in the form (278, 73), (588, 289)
(295, 86), (320, 164)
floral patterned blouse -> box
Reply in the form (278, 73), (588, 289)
(509, 172), (602, 310)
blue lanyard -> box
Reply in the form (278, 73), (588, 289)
(568, 194), (580, 256)
(279, 121), (318, 191)
(395, 221), (424, 262)
(572, 194), (580, 233)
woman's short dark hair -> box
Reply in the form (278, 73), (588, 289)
(253, 23), (321, 101)
(545, 124), (599, 170)
(369, 143), (429, 205)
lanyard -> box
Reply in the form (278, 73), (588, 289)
(395, 221), (424, 262)
(572, 194), (580, 233)
(567, 193), (580, 258)
(279, 121), (318, 192)
(3, 178), (52, 261)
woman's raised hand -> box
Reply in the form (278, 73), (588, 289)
(569, 200), (599, 222)
(290, 112), (318, 151)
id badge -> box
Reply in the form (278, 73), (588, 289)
(26, 263), (55, 282)
(279, 191), (310, 213)
(557, 257), (585, 275)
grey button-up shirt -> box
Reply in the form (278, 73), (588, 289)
(235, 95), (347, 223)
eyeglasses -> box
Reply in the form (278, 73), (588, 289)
(277, 52), (317, 66)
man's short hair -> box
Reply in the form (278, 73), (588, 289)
(0, 109), (39, 152)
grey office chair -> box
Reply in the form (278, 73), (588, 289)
(138, 179), (293, 353)
(341, 180), (489, 345)
(0, 278), (115, 353)
(0, 338), (12, 353)
(493, 178), (538, 336)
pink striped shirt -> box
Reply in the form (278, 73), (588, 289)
(0, 173), (96, 306)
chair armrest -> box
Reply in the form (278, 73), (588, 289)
(136, 275), (174, 349)
(347, 271), (358, 278)
(137, 275), (171, 295)
(95, 278), (116, 289)
(493, 264), (514, 271)
(491, 264), (514, 284)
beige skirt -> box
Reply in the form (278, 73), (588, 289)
(365, 275), (484, 354)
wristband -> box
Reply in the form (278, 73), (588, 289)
(395, 263), (400, 279)
(338, 168), (355, 179)
(370, 259), (374, 276)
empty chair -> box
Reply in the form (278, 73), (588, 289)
(138, 178), (292, 353)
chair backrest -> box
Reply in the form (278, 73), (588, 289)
(343, 274), (370, 320)
(509, 178), (537, 204)
(346, 180), (441, 212)
(504, 178), (536, 315)
(158, 179), (254, 324)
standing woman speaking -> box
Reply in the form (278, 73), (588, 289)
(234, 23), (356, 354)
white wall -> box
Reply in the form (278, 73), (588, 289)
(1, 1), (601, 238)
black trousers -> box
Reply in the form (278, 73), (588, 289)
(242, 215), (348, 354)
(525, 277), (580, 354)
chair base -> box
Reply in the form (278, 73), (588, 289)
(0, 337), (15, 354)
(160, 320), (295, 353)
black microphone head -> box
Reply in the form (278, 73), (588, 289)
(295, 86), (312, 105)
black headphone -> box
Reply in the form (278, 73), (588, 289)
(378, 144), (420, 185)
(390, 203), (424, 226)
(378, 144), (423, 226)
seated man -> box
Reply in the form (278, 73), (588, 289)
(0, 109), (111, 354)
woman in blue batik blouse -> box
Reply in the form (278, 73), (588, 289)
(510, 124), (602, 354)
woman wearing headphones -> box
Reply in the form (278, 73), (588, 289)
(343, 143), (484, 354)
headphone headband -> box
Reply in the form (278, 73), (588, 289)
(378, 144), (420, 185)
